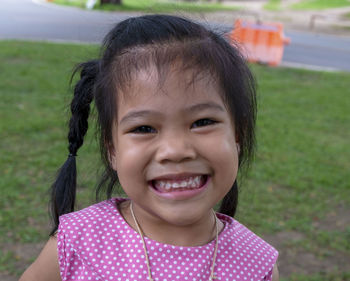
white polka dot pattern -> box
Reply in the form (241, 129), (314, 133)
(57, 198), (278, 281)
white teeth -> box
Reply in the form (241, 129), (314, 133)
(194, 177), (198, 185)
(153, 175), (205, 191)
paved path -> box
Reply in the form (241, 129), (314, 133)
(1, 0), (130, 42)
(1, 0), (350, 72)
(283, 31), (350, 72)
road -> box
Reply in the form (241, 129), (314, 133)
(1, 0), (350, 72)
(283, 31), (350, 72)
(0, 0), (128, 42)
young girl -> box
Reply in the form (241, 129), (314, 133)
(20, 14), (278, 281)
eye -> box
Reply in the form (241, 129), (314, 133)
(191, 118), (217, 128)
(130, 125), (157, 134)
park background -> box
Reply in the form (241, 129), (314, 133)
(0, 0), (350, 280)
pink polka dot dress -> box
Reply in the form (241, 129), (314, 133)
(58, 198), (278, 281)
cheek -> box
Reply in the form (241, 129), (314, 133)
(114, 138), (151, 179)
(218, 141), (239, 173)
(201, 132), (238, 178)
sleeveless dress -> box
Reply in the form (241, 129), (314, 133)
(57, 198), (278, 281)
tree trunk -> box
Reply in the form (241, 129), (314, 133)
(100, 0), (122, 5)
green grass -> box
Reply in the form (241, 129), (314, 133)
(291, 0), (350, 10)
(0, 41), (101, 246)
(282, 272), (350, 281)
(237, 65), (350, 229)
(1, 41), (350, 279)
(264, 0), (282, 11)
(52, 0), (240, 13)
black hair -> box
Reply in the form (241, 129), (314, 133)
(50, 14), (256, 235)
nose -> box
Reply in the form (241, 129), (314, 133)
(154, 132), (196, 163)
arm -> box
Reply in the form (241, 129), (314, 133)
(19, 236), (61, 281)
(272, 263), (279, 281)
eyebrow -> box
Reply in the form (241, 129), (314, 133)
(188, 102), (225, 113)
(119, 102), (225, 124)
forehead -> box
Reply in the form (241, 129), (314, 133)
(117, 64), (224, 110)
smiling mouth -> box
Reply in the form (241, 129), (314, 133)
(150, 175), (208, 193)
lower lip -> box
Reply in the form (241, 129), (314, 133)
(149, 176), (210, 200)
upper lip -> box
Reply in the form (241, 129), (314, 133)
(149, 172), (207, 181)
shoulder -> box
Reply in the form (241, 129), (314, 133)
(57, 198), (123, 248)
(57, 197), (125, 236)
(57, 198), (126, 279)
(217, 213), (279, 280)
(59, 198), (119, 227)
(219, 214), (278, 256)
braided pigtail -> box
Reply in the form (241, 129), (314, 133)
(50, 60), (99, 235)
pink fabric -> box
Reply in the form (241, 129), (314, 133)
(58, 198), (278, 281)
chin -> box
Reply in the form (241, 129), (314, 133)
(159, 206), (209, 226)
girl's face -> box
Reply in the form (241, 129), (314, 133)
(110, 66), (239, 229)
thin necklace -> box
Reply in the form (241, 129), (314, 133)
(130, 202), (219, 281)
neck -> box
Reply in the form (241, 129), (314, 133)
(118, 200), (223, 247)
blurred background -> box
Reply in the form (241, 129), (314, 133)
(0, 0), (349, 280)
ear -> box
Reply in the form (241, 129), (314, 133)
(236, 142), (241, 155)
(235, 132), (240, 155)
(107, 141), (118, 171)
(110, 150), (118, 171)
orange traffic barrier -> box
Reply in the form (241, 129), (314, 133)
(230, 19), (291, 66)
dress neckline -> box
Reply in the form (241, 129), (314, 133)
(111, 197), (232, 249)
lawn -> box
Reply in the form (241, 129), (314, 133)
(264, 0), (282, 11)
(291, 0), (350, 10)
(264, 0), (350, 11)
(51, 0), (240, 13)
(0, 41), (349, 280)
